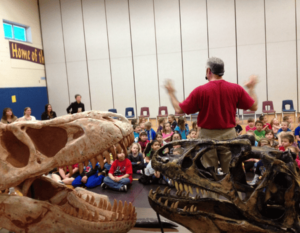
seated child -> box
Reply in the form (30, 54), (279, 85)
(245, 118), (256, 132)
(279, 133), (295, 152)
(101, 150), (132, 192)
(138, 131), (150, 152)
(277, 121), (292, 144)
(131, 119), (137, 126)
(258, 138), (270, 147)
(145, 121), (156, 142)
(171, 131), (182, 141)
(174, 116), (189, 139)
(168, 114), (177, 131)
(144, 140), (161, 163)
(265, 129), (278, 148)
(235, 117), (243, 136)
(52, 164), (80, 185)
(294, 117), (300, 149)
(72, 162), (105, 189)
(162, 122), (174, 143)
(283, 115), (294, 131)
(140, 122), (145, 131)
(157, 118), (165, 133)
(189, 129), (198, 139)
(259, 115), (271, 131)
(128, 143), (144, 174)
(155, 132), (165, 146)
(138, 117), (147, 124)
(254, 120), (265, 142)
(270, 118), (280, 136)
(133, 124), (141, 142)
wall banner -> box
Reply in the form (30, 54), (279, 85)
(9, 41), (45, 65)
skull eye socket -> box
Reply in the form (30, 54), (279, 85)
(2, 131), (30, 168)
(182, 156), (193, 170)
(26, 127), (68, 157)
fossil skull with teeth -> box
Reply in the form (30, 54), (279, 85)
(0, 111), (136, 233)
(149, 136), (300, 233)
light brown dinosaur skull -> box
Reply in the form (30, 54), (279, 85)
(0, 111), (136, 232)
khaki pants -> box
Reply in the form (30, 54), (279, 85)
(198, 128), (236, 173)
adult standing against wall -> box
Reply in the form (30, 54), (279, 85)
(17, 107), (37, 121)
(66, 94), (85, 114)
(41, 104), (57, 120)
(164, 57), (258, 175)
(1, 108), (18, 124)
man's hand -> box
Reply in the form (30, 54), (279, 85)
(114, 177), (121, 182)
(137, 161), (140, 164)
(81, 176), (88, 184)
(244, 75), (258, 90)
(164, 80), (175, 94)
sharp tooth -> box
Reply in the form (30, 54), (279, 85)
(78, 208), (83, 218)
(176, 191), (179, 196)
(164, 200), (168, 206)
(119, 141), (128, 156)
(183, 206), (187, 211)
(171, 203), (174, 208)
(93, 211), (98, 221)
(67, 165), (73, 176)
(188, 186), (193, 195)
(86, 195), (90, 203)
(174, 201), (179, 209)
(149, 189), (153, 197)
(190, 205), (194, 212)
(112, 199), (118, 212)
(186, 192), (190, 197)
(122, 201), (128, 216)
(98, 199), (103, 208)
(156, 187), (161, 193)
(118, 201), (123, 214)
(184, 184), (188, 193)
(90, 195), (95, 204)
(163, 187), (168, 194)
(90, 158), (97, 169)
(186, 208), (189, 212)
(128, 202), (133, 217)
(103, 199), (108, 209)
(115, 143), (122, 153)
(153, 193), (157, 200)
(179, 190), (183, 196)
(103, 150), (111, 164)
(93, 202), (97, 207)
(107, 202), (112, 211)
(78, 163), (84, 174)
(167, 189), (171, 194)
(96, 155), (104, 169)
(84, 161), (89, 167)
(88, 212), (93, 221)
(175, 181), (179, 191)
(158, 197), (162, 203)
(196, 187), (200, 194)
(194, 206), (197, 212)
(179, 183), (183, 191)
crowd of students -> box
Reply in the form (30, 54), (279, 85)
(3, 99), (300, 191)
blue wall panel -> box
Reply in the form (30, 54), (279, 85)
(0, 87), (48, 120)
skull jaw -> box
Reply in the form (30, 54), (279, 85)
(0, 176), (136, 233)
(148, 193), (286, 233)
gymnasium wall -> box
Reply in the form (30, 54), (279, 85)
(0, 0), (47, 119)
(39, 0), (300, 118)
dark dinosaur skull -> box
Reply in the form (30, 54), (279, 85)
(149, 136), (300, 233)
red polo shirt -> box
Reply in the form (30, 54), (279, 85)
(179, 80), (254, 129)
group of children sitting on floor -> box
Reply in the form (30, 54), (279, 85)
(235, 114), (300, 185)
(45, 114), (300, 192)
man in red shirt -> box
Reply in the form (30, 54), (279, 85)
(165, 57), (257, 174)
(101, 151), (132, 192)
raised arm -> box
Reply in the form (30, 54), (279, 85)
(244, 75), (258, 111)
(165, 80), (184, 114)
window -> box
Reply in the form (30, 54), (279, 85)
(3, 20), (28, 42)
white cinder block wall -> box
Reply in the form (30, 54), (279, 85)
(39, 0), (300, 118)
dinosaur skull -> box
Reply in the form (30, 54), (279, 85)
(0, 111), (136, 232)
(149, 136), (300, 232)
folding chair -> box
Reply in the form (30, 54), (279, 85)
(125, 107), (135, 119)
(139, 107), (150, 121)
(282, 100), (296, 121)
